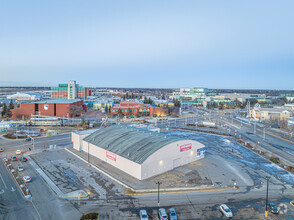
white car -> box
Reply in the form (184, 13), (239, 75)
(158, 208), (168, 220)
(16, 150), (21, 155)
(23, 176), (32, 183)
(220, 204), (233, 218)
(139, 209), (148, 220)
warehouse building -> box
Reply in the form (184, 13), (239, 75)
(72, 125), (206, 180)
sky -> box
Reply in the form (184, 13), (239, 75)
(0, 0), (293, 89)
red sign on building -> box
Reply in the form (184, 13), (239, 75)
(106, 151), (117, 161)
(180, 143), (192, 152)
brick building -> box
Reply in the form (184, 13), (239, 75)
(111, 102), (166, 117)
(10, 99), (85, 119)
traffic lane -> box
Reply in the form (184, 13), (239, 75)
(21, 160), (81, 220)
(0, 133), (71, 148)
(0, 159), (38, 220)
(0, 136), (72, 156)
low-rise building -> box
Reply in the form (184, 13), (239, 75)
(249, 106), (291, 121)
(111, 102), (166, 117)
(72, 125), (206, 180)
(10, 99), (85, 119)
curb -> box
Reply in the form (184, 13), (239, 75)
(2, 158), (31, 199)
(65, 148), (239, 195)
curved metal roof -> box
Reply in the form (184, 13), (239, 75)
(83, 125), (184, 164)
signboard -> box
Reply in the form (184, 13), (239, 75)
(180, 143), (192, 152)
(106, 151), (117, 161)
(44, 104), (49, 110)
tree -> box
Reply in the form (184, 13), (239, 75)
(1, 103), (7, 117)
(126, 108), (131, 117)
(69, 105), (83, 117)
(8, 99), (14, 110)
(126, 92), (129, 99)
(104, 105), (108, 113)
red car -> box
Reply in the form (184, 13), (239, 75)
(11, 156), (18, 161)
(21, 157), (28, 162)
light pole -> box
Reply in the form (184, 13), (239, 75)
(87, 143), (91, 167)
(156, 181), (162, 213)
(265, 176), (270, 217)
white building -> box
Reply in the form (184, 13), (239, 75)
(72, 125), (206, 180)
(7, 92), (42, 101)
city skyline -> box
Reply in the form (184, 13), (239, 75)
(1, 1), (294, 89)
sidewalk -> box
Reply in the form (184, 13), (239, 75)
(28, 155), (88, 199)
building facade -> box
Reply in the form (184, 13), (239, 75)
(249, 107), (291, 121)
(51, 80), (90, 100)
(10, 99), (85, 119)
(111, 102), (166, 117)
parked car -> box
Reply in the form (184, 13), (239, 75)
(25, 137), (31, 141)
(139, 209), (148, 220)
(158, 208), (168, 220)
(21, 157), (28, 162)
(220, 204), (233, 218)
(23, 176), (31, 183)
(16, 150), (21, 155)
(168, 208), (177, 220)
(0, 147), (4, 152)
(18, 166), (24, 172)
(11, 156), (18, 161)
(269, 202), (279, 214)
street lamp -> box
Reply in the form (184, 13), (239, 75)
(87, 143), (91, 167)
(265, 176), (270, 217)
(156, 181), (162, 213)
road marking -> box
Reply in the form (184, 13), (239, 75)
(30, 198), (43, 220)
(11, 187), (15, 192)
(0, 189), (4, 194)
(0, 171), (7, 189)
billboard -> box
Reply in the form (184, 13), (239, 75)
(180, 143), (192, 152)
(106, 151), (117, 161)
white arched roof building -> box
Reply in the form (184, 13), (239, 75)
(72, 125), (206, 180)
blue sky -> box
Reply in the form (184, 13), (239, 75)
(0, 1), (293, 89)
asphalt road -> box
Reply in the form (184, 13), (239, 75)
(0, 133), (81, 220)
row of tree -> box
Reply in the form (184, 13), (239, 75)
(1, 100), (14, 118)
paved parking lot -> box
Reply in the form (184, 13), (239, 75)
(30, 149), (127, 200)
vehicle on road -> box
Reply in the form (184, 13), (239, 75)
(25, 137), (31, 141)
(219, 204), (233, 218)
(0, 129), (7, 132)
(290, 200), (294, 206)
(21, 157), (28, 162)
(0, 147), (4, 152)
(269, 202), (279, 214)
(139, 209), (148, 220)
(23, 176), (31, 183)
(16, 150), (21, 155)
(11, 156), (18, 161)
(168, 208), (177, 220)
(18, 166), (24, 172)
(158, 208), (168, 220)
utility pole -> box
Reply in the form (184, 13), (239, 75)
(263, 127), (266, 140)
(156, 181), (162, 214)
(265, 176), (270, 217)
(254, 123), (256, 135)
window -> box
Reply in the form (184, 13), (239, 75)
(116, 110), (118, 112)
(125, 110), (127, 112)
(112, 110), (115, 112)
(133, 110), (136, 112)
(130, 110), (132, 112)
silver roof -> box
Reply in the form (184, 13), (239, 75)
(83, 125), (184, 164)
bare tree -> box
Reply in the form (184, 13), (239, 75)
(69, 105), (83, 117)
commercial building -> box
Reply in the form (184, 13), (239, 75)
(7, 92), (43, 101)
(51, 80), (90, 100)
(171, 87), (213, 100)
(249, 106), (291, 121)
(72, 125), (206, 180)
(111, 102), (166, 117)
(10, 99), (85, 119)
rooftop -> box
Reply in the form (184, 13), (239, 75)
(83, 125), (185, 164)
(32, 99), (82, 104)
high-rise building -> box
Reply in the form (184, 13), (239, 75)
(51, 80), (90, 100)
